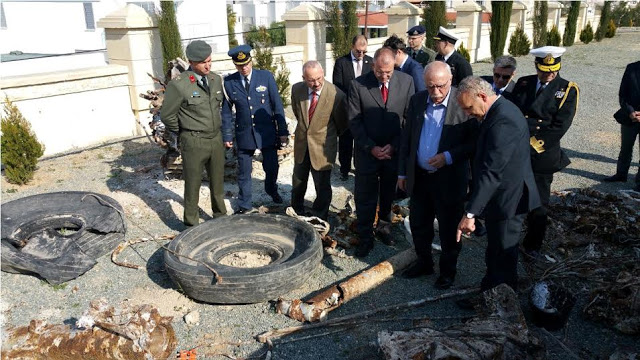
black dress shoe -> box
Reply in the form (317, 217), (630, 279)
(340, 173), (349, 181)
(375, 221), (396, 246)
(354, 242), (374, 258)
(434, 275), (455, 290)
(473, 219), (487, 237)
(402, 262), (435, 278)
(270, 192), (283, 204)
(234, 208), (250, 215)
(603, 174), (627, 182)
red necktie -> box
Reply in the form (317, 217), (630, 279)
(308, 91), (318, 123)
(381, 83), (388, 104)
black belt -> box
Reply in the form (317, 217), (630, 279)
(415, 164), (437, 176)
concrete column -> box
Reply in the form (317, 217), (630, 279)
(385, 1), (421, 41)
(455, 2), (483, 63)
(510, 1), (527, 29)
(282, 4), (326, 68)
(97, 4), (163, 126)
(547, 1), (563, 29)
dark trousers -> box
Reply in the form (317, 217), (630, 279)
(481, 213), (526, 291)
(523, 172), (553, 252)
(338, 129), (354, 176)
(354, 155), (398, 244)
(615, 122), (640, 185)
(180, 132), (227, 226)
(237, 147), (279, 210)
(291, 150), (332, 220)
(409, 168), (464, 277)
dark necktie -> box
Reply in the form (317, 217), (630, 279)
(536, 84), (545, 97)
(201, 76), (209, 93)
(381, 83), (388, 104)
(244, 76), (250, 93)
(412, 51), (417, 59)
(308, 91), (318, 123)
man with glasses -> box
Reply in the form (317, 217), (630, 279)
(508, 46), (579, 260)
(333, 35), (373, 181)
(348, 47), (415, 257)
(398, 61), (477, 289)
(481, 56), (517, 95)
(434, 26), (473, 87)
(161, 40), (228, 226)
(406, 25), (437, 68)
(222, 44), (289, 214)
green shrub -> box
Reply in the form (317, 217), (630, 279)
(275, 56), (291, 107)
(563, 1), (580, 46)
(1, 97), (44, 185)
(605, 19), (617, 38)
(546, 25), (562, 46)
(325, 1), (359, 60)
(458, 42), (471, 63)
(580, 22), (594, 44)
(508, 25), (531, 56)
(249, 28), (290, 107)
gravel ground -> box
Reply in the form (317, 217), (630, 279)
(2, 33), (640, 360)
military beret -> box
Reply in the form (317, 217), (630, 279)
(433, 26), (458, 45)
(407, 25), (426, 36)
(185, 40), (212, 62)
(530, 46), (566, 72)
(228, 44), (252, 65)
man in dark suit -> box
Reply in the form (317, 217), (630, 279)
(507, 46), (579, 258)
(348, 47), (415, 257)
(383, 34), (426, 92)
(456, 76), (541, 292)
(481, 55), (517, 96)
(398, 61), (477, 289)
(434, 26), (473, 87)
(603, 60), (640, 192)
(333, 35), (373, 181)
(222, 45), (289, 214)
(290, 61), (347, 220)
(406, 25), (437, 67)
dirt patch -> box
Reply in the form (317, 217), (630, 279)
(126, 286), (193, 318)
(219, 250), (273, 268)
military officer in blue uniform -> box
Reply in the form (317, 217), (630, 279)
(222, 45), (289, 213)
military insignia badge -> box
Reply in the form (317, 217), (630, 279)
(237, 52), (246, 60)
(192, 91), (201, 97)
(543, 54), (554, 65)
(411, 30), (418, 35)
(256, 85), (267, 92)
(555, 90), (565, 98)
(189, 75), (196, 83)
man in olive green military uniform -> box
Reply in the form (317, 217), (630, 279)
(161, 40), (228, 226)
(406, 25), (437, 68)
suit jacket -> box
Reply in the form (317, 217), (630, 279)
(437, 51), (473, 86)
(221, 69), (288, 150)
(406, 46), (437, 68)
(291, 81), (347, 171)
(467, 97), (541, 223)
(614, 61), (640, 125)
(480, 75), (515, 95)
(398, 88), (478, 198)
(508, 74), (579, 174)
(400, 56), (426, 92)
(348, 71), (415, 169)
(333, 53), (373, 95)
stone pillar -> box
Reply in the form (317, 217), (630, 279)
(547, 1), (563, 29)
(455, 2), (483, 63)
(510, 1), (527, 29)
(97, 4), (163, 127)
(282, 4), (326, 68)
(385, 1), (421, 41)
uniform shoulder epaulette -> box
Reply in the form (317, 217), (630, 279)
(559, 81), (579, 110)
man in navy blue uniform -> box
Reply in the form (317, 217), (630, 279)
(383, 34), (426, 93)
(222, 45), (289, 213)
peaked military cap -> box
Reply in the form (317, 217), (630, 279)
(185, 40), (212, 62)
(228, 44), (252, 65)
(530, 46), (566, 72)
(433, 26), (458, 45)
(407, 25), (426, 36)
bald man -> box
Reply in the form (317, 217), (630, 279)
(348, 47), (415, 257)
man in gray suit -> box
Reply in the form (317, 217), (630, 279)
(348, 47), (415, 257)
(481, 55), (517, 95)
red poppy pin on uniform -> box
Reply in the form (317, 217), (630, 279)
(189, 75), (195, 83)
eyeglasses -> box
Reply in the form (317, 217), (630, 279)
(493, 73), (512, 80)
(427, 79), (450, 91)
(354, 50), (367, 54)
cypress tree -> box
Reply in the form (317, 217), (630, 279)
(547, 25), (561, 46)
(490, 1), (513, 60)
(563, 1), (580, 46)
(326, 1), (359, 60)
(458, 42), (471, 62)
(421, 1), (447, 49)
(596, 1), (612, 41)
(533, 1), (548, 47)
(227, 5), (238, 48)
(157, 1), (184, 74)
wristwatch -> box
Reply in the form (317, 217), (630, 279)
(465, 212), (475, 219)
